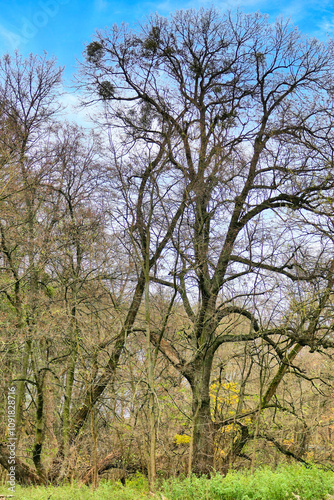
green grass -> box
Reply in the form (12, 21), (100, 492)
(163, 465), (334, 500)
(0, 465), (333, 499)
(0, 474), (152, 499)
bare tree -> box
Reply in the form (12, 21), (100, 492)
(0, 52), (64, 482)
(81, 8), (334, 475)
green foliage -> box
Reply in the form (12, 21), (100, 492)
(45, 285), (56, 298)
(162, 465), (334, 500)
(1, 466), (333, 499)
(142, 26), (161, 55)
(0, 476), (149, 500)
(86, 41), (104, 63)
(98, 81), (115, 100)
(174, 433), (191, 444)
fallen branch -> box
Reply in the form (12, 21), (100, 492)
(81, 450), (148, 485)
(259, 434), (311, 467)
(0, 443), (42, 485)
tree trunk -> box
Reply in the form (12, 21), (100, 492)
(31, 371), (46, 481)
(144, 241), (156, 491)
(15, 340), (31, 444)
(188, 355), (215, 476)
(62, 341), (78, 453)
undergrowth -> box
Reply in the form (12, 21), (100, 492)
(163, 465), (334, 500)
(0, 464), (333, 499)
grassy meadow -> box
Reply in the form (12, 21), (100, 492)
(1, 465), (334, 500)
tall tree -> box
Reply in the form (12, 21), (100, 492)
(82, 8), (334, 475)
(0, 52), (63, 480)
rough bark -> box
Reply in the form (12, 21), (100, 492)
(187, 355), (215, 476)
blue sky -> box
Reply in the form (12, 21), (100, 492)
(1, 0), (334, 122)
(1, 0), (334, 79)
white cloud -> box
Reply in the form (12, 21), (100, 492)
(95, 0), (109, 12)
(0, 24), (26, 51)
(317, 16), (334, 37)
(58, 91), (95, 129)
